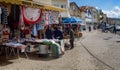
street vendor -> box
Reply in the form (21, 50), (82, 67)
(45, 25), (53, 39)
(53, 26), (63, 40)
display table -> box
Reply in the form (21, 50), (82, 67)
(2, 42), (28, 59)
(24, 39), (65, 58)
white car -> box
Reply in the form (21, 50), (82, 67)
(116, 25), (120, 31)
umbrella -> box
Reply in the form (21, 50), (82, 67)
(74, 18), (83, 23)
(62, 17), (83, 24)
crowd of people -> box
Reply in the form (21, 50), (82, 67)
(45, 25), (75, 49)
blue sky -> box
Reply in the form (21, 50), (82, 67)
(69, 0), (120, 18)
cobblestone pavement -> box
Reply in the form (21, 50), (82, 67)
(0, 30), (120, 70)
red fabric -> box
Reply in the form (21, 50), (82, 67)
(3, 32), (10, 35)
(24, 29), (29, 34)
(14, 22), (19, 29)
(22, 6), (42, 25)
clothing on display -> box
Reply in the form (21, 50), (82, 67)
(37, 12), (45, 30)
(10, 5), (20, 23)
(44, 11), (49, 25)
(24, 26), (30, 35)
(51, 12), (59, 24)
(19, 7), (25, 31)
(36, 21), (44, 30)
(48, 12), (52, 24)
(0, 7), (2, 23)
(1, 7), (8, 24)
(32, 24), (38, 37)
(8, 5), (20, 29)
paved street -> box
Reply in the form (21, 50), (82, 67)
(0, 30), (120, 70)
(80, 30), (120, 70)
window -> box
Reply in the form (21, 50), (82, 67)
(73, 5), (76, 11)
(54, 4), (59, 7)
(61, 5), (66, 9)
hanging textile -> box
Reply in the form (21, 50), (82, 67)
(36, 22), (44, 30)
(22, 6), (42, 25)
(10, 5), (20, 23)
(8, 5), (20, 29)
(24, 26), (30, 35)
(32, 24), (37, 37)
(0, 7), (2, 23)
(44, 11), (49, 25)
(48, 11), (52, 24)
(51, 11), (59, 24)
(19, 6), (25, 30)
(1, 7), (8, 24)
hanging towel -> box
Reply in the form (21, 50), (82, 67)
(19, 7), (25, 30)
(32, 24), (37, 36)
(45, 11), (49, 25)
(49, 11), (52, 24)
(36, 23), (44, 30)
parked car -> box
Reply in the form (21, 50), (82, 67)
(115, 24), (120, 31)
(105, 24), (113, 32)
(107, 24), (120, 33)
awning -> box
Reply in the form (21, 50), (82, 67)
(21, 0), (44, 8)
(0, 0), (22, 5)
(62, 17), (83, 24)
(43, 5), (66, 12)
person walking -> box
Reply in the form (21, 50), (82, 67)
(69, 27), (75, 49)
(113, 24), (116, 34)
(88, 25), (91, 32)
(101, 22), (106, 32)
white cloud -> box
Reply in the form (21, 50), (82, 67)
(95, 6), (98, 9)
(103, 6), (120, 18)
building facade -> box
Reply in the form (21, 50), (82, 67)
(52, 0), (70, 17)
(107, 18), (120, 25)
(69, 2), (81, 18)
(79, 6), (100, 24)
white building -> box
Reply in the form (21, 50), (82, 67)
(80, 6), (99, 24)
(52, 0), (70, 18)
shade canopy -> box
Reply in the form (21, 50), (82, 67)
(62, 17), (83, 24)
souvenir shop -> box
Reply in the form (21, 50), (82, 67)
(0, 1), (66, 58)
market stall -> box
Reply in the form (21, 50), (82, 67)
(0, 0), (66, 59)
(62, 17), (83, 38)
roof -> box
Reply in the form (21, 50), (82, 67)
(79, 6), (96, 12)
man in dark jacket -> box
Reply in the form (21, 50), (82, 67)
(45, 26), (53, 39)
(53, 26), (63, 40)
